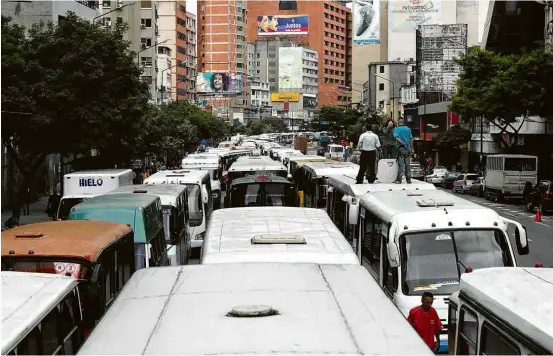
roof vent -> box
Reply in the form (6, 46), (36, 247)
(417, 199), (454, 207)
(251, 234), (306, 245)
(227, 305), (279, 318)
(15, 232), (44, 238)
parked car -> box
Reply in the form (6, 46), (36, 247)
(425, 167), (448, 185)
(525, 180), (552, 213)
(453, 173), (479, 194)
(470, 177), (485, 197)
(441, 171), (461, 189)
(409, 163), (424, 181)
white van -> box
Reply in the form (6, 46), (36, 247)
(102, 185), (190, 265)
(326, 143), (345, 160)
(144, 170), (213, 249)
(181, 154), (222, 209)
(200, 207), (359, 265)
(77, 263), (433, 355)
(2, 272), (84, 355)
(326, 173), (436, 251)
(56, 169), (134, 220)
(449, 267), (552, 355)
(301, 161), (359, 209)
(485, 154), (538, 201)
(343, 188), (529, 353)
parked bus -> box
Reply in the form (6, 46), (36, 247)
(102, 185), (190, 265)
(77, 263), (433, 355)
(301, 161), (359, 209)
(226, 156), (287, 189)
(326, 173), (436, 251)
(144, 170), (213, 249)
(343, 188), (530, 352)
(200, 207), (359, 265)
(2, 272), (84, 355)
(218, 149), (254, 189)
(2, 220), (135, 334)
(56, 169), (134, 220)
(449, 267), (552, 355)
(68, 193), (169, 270)
(181, 154), (222, 209)
(224, 175), (296, 208)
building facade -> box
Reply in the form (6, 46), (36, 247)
(246, 0), (351, 107)
(366, 61), (409, 122)
(1, 0), (100, 26)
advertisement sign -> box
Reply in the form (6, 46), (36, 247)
(257, 15), (309, 36)
(353, 0), (380, 45)
(389, 0), (442, 32)
(196, 72), (243, 94)
(271, 92), (300, 102)
(303, 96), (317, 109)
(278, 47), (303, 90)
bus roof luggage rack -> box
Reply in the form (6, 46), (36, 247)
(251, 234), (306, 245)
(416, 199), (455, 207)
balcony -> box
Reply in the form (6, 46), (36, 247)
(75, 0), (98, 10)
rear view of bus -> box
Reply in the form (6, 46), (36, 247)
(225, 175), (296, 208)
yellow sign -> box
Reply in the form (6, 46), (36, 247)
(271, 92), (300, 102)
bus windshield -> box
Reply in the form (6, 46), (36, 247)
(57, 198), (84, 220)
(183, 184), (203, 227)
(231, 183), (295, 207)
(400, 229), (513, 296)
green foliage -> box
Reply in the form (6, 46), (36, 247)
(245, 117), (288, 135)
(317, 105), (385, 142)
(435, 125), (472, 149)
(230, 119), (247, 135)
(450, 47), (553, 126)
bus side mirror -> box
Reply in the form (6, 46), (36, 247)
(502, 217), (529, 255)
(201, 185), (209, 204)
(348, 198), (359, 225)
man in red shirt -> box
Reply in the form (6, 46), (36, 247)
(407, 291), (443, 352)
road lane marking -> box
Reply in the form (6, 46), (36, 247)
(535, 222), (551, 227)
(503, 213), (517, 218)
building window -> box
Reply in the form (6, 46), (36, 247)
(177, 88), (186, 95)
(141, 18), (152, 28)
(177, 31), (186, 40)
(141, 76), (152, 84)
(177, 46), (186, 54)
(141, 0), (152, 8)
(141, 38), (152, 47)
(379, 83), (384, 90)
(177, 17), (186, 27)
(379, 66), (385, 73)
(140, 57), (153, 67)
(177, 74), (187, 82)
(379, 100), (384, 108)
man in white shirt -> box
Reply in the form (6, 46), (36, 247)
(356, 125), (381, 184)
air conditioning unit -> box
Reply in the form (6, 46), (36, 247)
(102, 1), (111, 8)
(141, 24), (146, 29)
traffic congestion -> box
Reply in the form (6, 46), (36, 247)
(2, 133), (552, 356)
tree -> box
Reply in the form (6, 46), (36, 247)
(230, 119), (247, 135)
(435, 125), (472, 167)
(317, 106), (364, 137)
(1, 13), (150, 216)
(186, 103), (229, 142)
(450, 47), (553, 149)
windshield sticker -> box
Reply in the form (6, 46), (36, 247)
(413, 281), (460, 291)
(435, 234), (452, 241)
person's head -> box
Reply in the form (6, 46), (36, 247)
(362, 125), (368, 132)
(398, 118), (405, 126)
(371, 124), (379, 132)
(211, 73), (227, 92)
(421, 292), (434, 311)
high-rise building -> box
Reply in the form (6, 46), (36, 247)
(157, 1), (197, 102)
(196, 0), (248, 118)
(246, 1), (352, 107)
(1, 0), (100, 26)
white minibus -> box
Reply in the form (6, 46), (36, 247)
(326, 143), (345, 160)
(144, 170), (213, 249)
(200, 207), (359, 265)
(56, 169), (134, 220)
(301, 161), (359, 209)
(344, 188), (530, 353)
(102, 184), (190, 265)
(227, 156), (287, 188)
(449, 267), (552, 355)
(327, 173), (436, 251)
(2, 272), (84, 355)
(77, 263), (434, 355)
(181, 154), (222, 209)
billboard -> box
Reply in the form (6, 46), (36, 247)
(271, 92), (300, 102)
(389, 0), (442, 32)
(303, 96), (317, 109)
(278, 47), (303, 90)
(353, 0), (380, 45)
(257, 15), (309, 36)
(196, 72), (243, 94)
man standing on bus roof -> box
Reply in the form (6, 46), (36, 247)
(407, 291), (443, 353)
(393, 118), (413, 184)
(355, 125), (381, 184)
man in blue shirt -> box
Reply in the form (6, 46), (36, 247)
(393, 118), (413, 184)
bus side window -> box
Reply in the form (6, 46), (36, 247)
(362, 211), (384, 277)
(448, 302), (458, 354)
(123, 233), (134, 282)
(17, 325), (42, 355)
(40, 305), (62, 354)
(480, 322), (521, 355)
(382, 244), (398, 295)
(103, 253), (114, 306)
(60, 290), (83, 354)
(457, 307), (479, 355)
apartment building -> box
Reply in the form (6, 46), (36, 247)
(1, 0), (100, 26)
(157, 1), (197, 102)
(246, 0), (352, 107)
(197, 0), (248, 117)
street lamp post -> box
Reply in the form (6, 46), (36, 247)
(374, 73), (395, 122)
(93, 1), (136, 25)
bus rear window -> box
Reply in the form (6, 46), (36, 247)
(13, 261), (85, 279)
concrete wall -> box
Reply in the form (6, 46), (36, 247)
(2, 1), (99, 26)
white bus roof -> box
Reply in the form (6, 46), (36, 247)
(180, 162), (218, 170)
(102, 184), (186, 207)
(182, 154), (219, 162)
(63, 169), (133, 177)
(202, 207), (359, 265)
(360, 189), (502, 234)
(144, 170), (209, 185)
(77, 263), (433, 356)
(328, 174), (436, 198)
(487, 154), (537, 158)
(459, 267), (553, 352)
(289, 155), (327, 163)
(2, 272), (79, 355)
(229, 156), (286, 172)
(303, 161), (359, 177)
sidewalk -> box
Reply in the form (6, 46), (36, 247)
(1, 197), (52, 226)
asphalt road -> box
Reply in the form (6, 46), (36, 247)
(438, 188), (553, 268)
